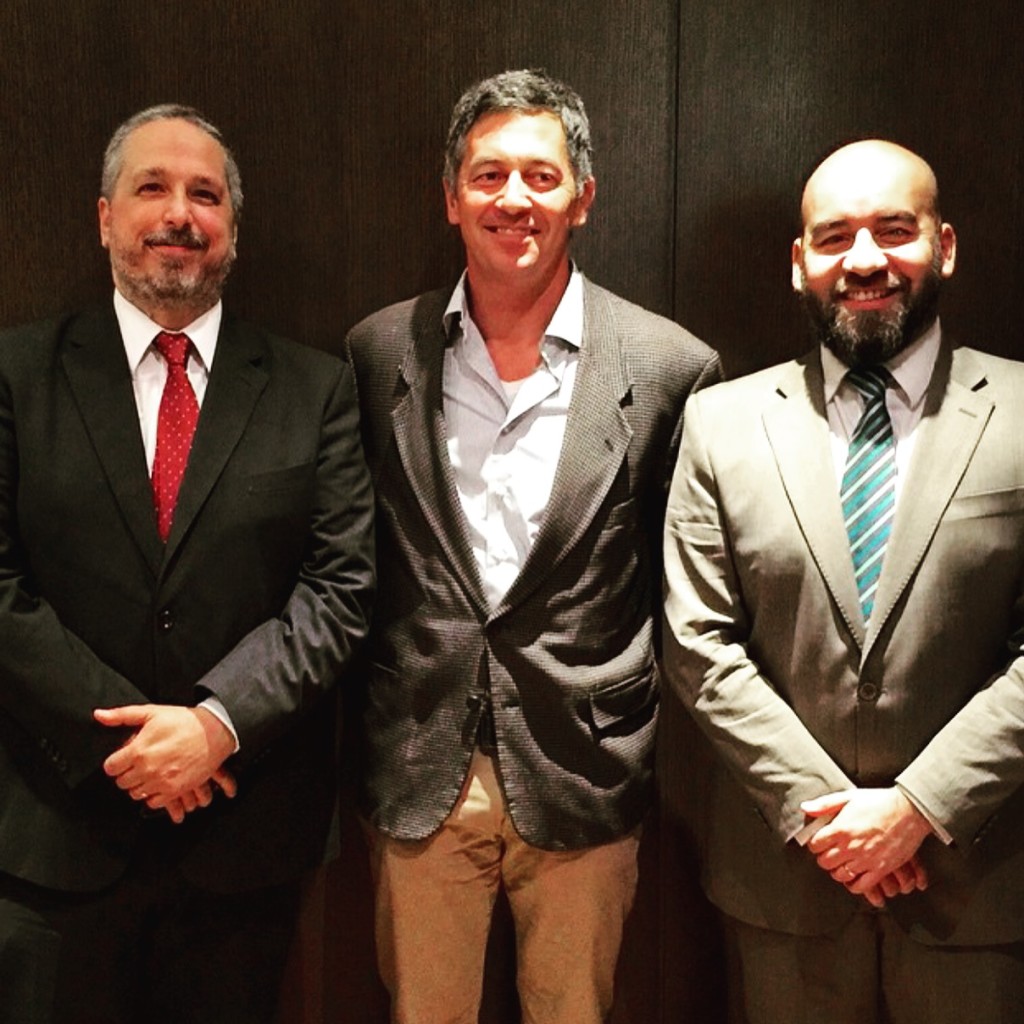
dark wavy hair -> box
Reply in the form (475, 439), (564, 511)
(443, 69), (593, 195)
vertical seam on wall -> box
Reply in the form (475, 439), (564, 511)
(669, 0), (683, 326)
(663, 3), (684, 1013)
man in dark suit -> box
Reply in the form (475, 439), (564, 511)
(663, 139), (1024, 1022)
(0, 104), (374, 1023)
(345, 69), (721, 1023)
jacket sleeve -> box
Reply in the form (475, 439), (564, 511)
(895, 634), (1024, 848)
(661, 391), (854, 841)
(0, 347), (146, 789)
(194, 359), (375, 761)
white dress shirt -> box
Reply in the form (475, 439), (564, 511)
(112, 289), (239, 750)
(821, 317), (942, 496)
(800, 317), (951, 845)
(113, 289), (220, 471)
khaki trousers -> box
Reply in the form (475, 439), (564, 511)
(366, 749), (640, 1024)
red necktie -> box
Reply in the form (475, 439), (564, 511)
(152, 331), (199, 542)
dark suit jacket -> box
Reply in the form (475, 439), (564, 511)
(0, 303), (374, 894)
(663, 339), (1024, 945)
(345, 277), (721, 851)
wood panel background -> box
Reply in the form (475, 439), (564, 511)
(1, 1), (1021, 1020)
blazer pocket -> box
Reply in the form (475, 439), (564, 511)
(246, 461), (315, 496)
(364, 660), (409, 717)
(587, 665), (657, 735)
(944, 485), (1024, 522)
(602, 496), (638, 532)
(368, 659), (400, 681)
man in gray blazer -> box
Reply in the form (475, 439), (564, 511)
(0, 105), (374, 1023)
(346, 69), (721, 1023)
(663, 139), (1024, 1022)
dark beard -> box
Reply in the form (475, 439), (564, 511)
(801, 260), (942, 369)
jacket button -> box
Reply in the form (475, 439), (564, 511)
(158, 609), (175, 632)
(857, 682), (879, 702)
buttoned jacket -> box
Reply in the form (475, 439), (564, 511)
(0, 304), (374, 892)
(664, 340), (1024, 943)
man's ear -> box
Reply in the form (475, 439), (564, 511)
(98, 196), (111, 249)
(791, 238), (805, 293)
(443, 180), (460, 226)
(570, 176), (597, 228)
(938, 222), (957, 279)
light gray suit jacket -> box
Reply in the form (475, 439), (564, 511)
(346, 277), (721, 850)
(663, 338), (1024, 944)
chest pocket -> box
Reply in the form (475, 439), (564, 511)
(944, 486), (1024, 522)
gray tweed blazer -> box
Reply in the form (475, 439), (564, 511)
(345, 276), (721, 850)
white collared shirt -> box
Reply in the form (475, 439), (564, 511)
(112, 289), (238, 750)
(816, 317), (951, 844)
(442, 268), (584, 609)
(113, 289), (221, 472)
(821, 317), (942, 501)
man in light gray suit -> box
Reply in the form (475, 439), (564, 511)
(345, 69), (721, 1023)
(663, 139), (1024, 1023)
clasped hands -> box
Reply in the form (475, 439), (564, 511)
(94, 704), (237, 824)
(801, 787), (933, 908)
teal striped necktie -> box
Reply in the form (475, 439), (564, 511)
(841, 368), (895, 621)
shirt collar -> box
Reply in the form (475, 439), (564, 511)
(443, 264), (585, 351)
(821, 316), (942, 410)
(113, 288), (222, 373)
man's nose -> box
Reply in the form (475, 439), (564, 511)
(497, 171), (531, 211)
(842, 227), (887, 276)
(161, 188), (193, 226)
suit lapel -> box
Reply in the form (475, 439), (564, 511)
(391, 310), (488, 612)
(162, 315), (269, 563)
(763, 355), (866, 647)
(60, 307), (164, 577)
(493, 280), (632, 618)
(865, 343), (992, 656)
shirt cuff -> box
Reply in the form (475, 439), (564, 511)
(792, 814), (831, 846)
(895, 782), (953, 845)
(198, 696), (241, 754)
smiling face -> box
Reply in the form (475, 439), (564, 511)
(443, 110), (595, 294)
(792, 140), (956, 367)
(98, 117), (237, 329)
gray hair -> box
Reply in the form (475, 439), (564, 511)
(101, 103), (244, 221)
(443, 69), (593, 196)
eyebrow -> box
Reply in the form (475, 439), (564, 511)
(130, 166), (224, 187)
(808, 211), (918, 236)
(466, 156), (560, 168)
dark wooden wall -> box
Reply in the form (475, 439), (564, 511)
(2, 2), (1022, 1021)
(674, 0), (1024, 379)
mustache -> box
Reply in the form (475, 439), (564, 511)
(834, 270), (903, 296)
(144, 227), (208, 249)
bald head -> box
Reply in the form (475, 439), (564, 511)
(801, 140), (940, 234)
(791, 139), (956, 368)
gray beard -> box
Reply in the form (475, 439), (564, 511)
(110, 246), (235, 320)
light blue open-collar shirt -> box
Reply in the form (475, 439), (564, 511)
(442, 267), (584, 610)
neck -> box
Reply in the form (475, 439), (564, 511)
(152, 311), (198, 331)
(465, 260), (571, 380)
(132, 298), (211, 332)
